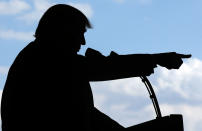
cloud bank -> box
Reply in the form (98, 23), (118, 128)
(155, 58), (202, 101)
(0, 0), (30, 15)
(18, 0), (54, 24)
(0, 29), (34, 41)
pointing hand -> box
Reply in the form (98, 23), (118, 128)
(153, 52), (192, 69)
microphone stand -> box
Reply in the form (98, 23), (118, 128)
(140, 76), (162, 118)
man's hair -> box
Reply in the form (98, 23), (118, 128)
(34, 4), (92, 38)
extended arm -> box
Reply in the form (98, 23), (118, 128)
(85, 48), (156, 81)
(85, 48), (191, 81)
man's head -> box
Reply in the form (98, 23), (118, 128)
(35, 4), (92, 53)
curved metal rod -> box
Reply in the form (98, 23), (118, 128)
(140, 76), (162, 118)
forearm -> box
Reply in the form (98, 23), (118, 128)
(85, 48), (156, 81)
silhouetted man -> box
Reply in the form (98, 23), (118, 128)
(1, 4), (191, 131)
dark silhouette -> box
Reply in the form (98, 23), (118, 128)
(1, 4), (191, 131)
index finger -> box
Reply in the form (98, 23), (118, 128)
(178, 54), (192, 58)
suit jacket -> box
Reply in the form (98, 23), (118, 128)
(1, 40), (155, 131)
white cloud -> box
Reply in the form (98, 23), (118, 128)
(0, 29), (34, 41)
(161, 104), (202, 131)
(0, 66), (9, 75)
(154, 58), (202, 100)
(18, 0), (54, 24)
(0, 0), (30, 15)
(0, 0), (94, 24)
(93, 93), (108, 110)
(102, 103), (156, 128)
(106, 77), (148, 97)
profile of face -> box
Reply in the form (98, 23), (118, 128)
(69, 27), (86, 53)
(59, 26), (87, 53)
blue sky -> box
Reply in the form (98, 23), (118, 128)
(0, 0), (202, 130)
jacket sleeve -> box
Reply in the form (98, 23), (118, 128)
(85, 48), (156, 81)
